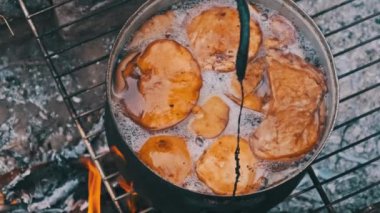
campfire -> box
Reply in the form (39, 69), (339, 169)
(0, 1), (147, 212)
(0, 151), (143, 212)
(118, 177), (137, 213)
(82, 159), (138, 213)
(82, 158), (102, 213)
(82, 147), (138, 213)
(2, 0), (380, 212)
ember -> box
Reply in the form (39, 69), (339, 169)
(111, 146), (125, 161)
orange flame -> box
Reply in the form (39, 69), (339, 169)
(110, 146), (125, 161)
(82, 147), (137, 213)
(81, 158), (101, 213)
(0, 192), (4, 205)
(111, 146), (137, 213)
(118, 176), (137, 213)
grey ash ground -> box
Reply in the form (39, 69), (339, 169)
(0, 0), (379, 212)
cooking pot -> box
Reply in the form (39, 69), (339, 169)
(105, 0), (339, 212)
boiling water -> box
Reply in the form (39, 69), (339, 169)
(112, 0), (323, 194)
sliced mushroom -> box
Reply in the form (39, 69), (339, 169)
(190, 96), (229, 138)
(250, 50), (326, 161)
(139, 135), (192, 185)
(264, 15), (297, 50)
(129, 11), (175, 49)
(113, 52), (139, 94)
(132, 39), (202, 130)
(265, 50), (326, 113)
(227, 93), (263, 112)
(227, 57), (266, 112)
(196, 135), (260, 195)
(251, 110), (319, 160)
(187, 7), (262, 72)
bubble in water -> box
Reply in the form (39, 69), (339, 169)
(195, 136), (205, 147)
(261, 13), (268, 21)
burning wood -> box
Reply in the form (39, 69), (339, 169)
(0, 160), (89, 212)
(28, 179), (80, 212)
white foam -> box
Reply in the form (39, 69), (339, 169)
(112, 0), (324, 194)
(183, 172), (214, 194)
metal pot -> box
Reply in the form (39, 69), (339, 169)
(105, 0), (339, 212)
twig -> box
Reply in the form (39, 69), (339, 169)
(0, 15), (15, 36)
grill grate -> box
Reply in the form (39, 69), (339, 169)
(17, 0), (380, 212)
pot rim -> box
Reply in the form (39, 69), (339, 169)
(105, 0), (339, 198)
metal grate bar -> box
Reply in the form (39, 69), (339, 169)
(57, 54), (109, 78)
(333, 35), (380, 57)
(16, 0), (380, 211)
(18, 1), (125, 212)
(86, 128), (106, 140)
(28, 0), (74, 18)
(286, 185), (315, 200)
(114, 192), (131, 201)
(39, 0), (128, 38)
(324, 12), (380, 37)
(75, 104), (105, 120)
(18, 6), (76, 116)
(294, 134), (380, 202)
(314, 131), (380, 164)
(334, 106), (380, 130)
(339, 82), (380, 103)
(307, 168), (335, 212)
(0, 15), (15, 36)
(140, 207), (155, 213)
(338, 58), (380, 79)
(93, 152), (107, 161)
(63, 81), (105, 100)
(314, 180), (380, 212)
(45, 27), (120, 58)
(318, 156), (380, 186)
(105, 172), (120, 181)
(310, 0), (355, 19)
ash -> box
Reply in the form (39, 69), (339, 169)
(1, 0), (379, 212)
(0, 0), (118, 211)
